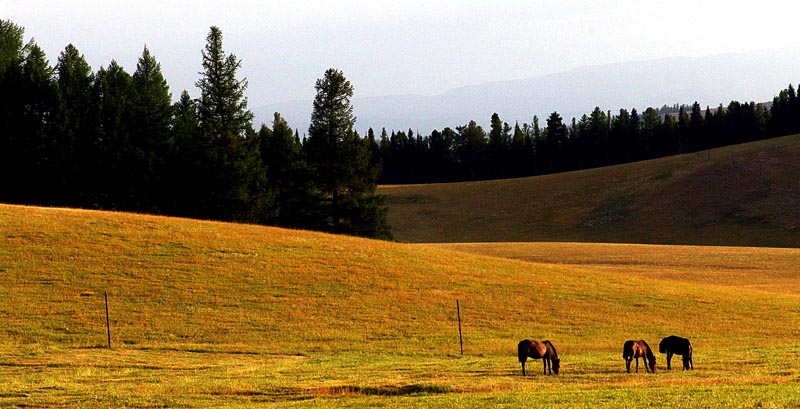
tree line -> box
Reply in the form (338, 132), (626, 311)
(0, 20), (391, 239)
(3, 18), (800, 238)
(377, 89), (800, 184)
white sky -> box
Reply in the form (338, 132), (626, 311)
(5, 0), (800, 107)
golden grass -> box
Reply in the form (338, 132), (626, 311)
(1, 204), (800, 407)
(381, 134), (800, 247)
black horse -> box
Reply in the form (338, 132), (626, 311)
(659, 335), (693, 370)
(517, 339), (560, 376)
(622, 339), (656, 373)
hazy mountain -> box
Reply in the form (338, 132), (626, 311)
(253, 49), (800, 136)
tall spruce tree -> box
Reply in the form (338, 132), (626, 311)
(169, 90), (201, 215)
(260, 112), (318, 228)
(194, 26), (264, 221)
(94, 60), (134, 207)
(54, 44), (97, 205)
(305, 68), (392, 239)
(130, 46), (173, 211)
(0, 20), (26, 202)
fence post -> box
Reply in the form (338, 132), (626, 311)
(457, 299), (463, 356)
(105, 291), (111, 349)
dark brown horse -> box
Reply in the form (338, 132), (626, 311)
(622, 339), (656, 373)
(517, 339), (560, 376)
(659, 335), (693, 370)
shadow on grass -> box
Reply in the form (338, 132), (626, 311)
(316, 384), (454, 397)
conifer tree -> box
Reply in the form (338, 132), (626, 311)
(130, 46), (173, 211)
(305, 68), (392, 239)
(261, 112), (318, 227)
(94, 60), (134, 207)
(194, 26), (264, 221)
(54, 44), (97, 204)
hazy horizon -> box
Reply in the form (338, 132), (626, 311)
(7, 1), (800, 108)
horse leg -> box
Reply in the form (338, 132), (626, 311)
(543, 357), (549, 375)
(625, 356), (632, 373)
(635, 357), (639, 373)
(521, 361), (526, 376)
(666, 351), (672, 370)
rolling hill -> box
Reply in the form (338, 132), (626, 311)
(381, 134), (800, 247)
(2, 204), (800, 406)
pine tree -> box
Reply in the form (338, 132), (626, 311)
(305, 68), (392, 239)
(261, 112), (318, 228)
(130, 46), (173, 211)
(54, 44), (97, 205)
(0, 20), (23, 79)
(16, 41), (58, 202)
(168, 90), (201, 215)
(194, 26), (264, 221)
(94, 60), (134, 207)
(0, 20), (28, 202)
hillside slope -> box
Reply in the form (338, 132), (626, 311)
(2, 205), (800, 406)
(381, 135), (800, 247)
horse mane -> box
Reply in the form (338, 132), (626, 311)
(640, 339), (656, 360)
(517, 340), (529, 363)
(544, 340), (559, 359)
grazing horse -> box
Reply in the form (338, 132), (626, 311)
(659, 335), (693, 370)
(622, 339), (656, 373)
(517, 339), (560, 376)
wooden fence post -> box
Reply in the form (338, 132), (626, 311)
(105, 291), (111, 349)
(457, 299), (463, 356)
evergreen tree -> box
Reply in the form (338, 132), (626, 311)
(544, 111), (567, 173)
(455, 120), (487, 180)
(689, 101), (704, 151)
(130, 46), (173, 211)
(640, 107), (660, 159)
(168, 90), (201, 215)
(194, 26), (264, 221)
(94, 60), (134, 207)
(305, 68), (392, 239)
(261, 112), (318, 228)
(53, 44), (97, 205)
(0, 21), (28, 202)
(488, 112), (508, 178)
(0, 20), (23, 79)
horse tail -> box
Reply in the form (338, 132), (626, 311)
(659, 338), (667, 354)
(517, 340), (529, 363)
(544, 340), (558, 359)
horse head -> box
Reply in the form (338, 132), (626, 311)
(551, 358), (561, 375)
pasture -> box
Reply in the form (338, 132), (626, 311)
(2, 204), (800, 407)
(381, 134), (800, 247)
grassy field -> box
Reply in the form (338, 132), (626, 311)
(2, 204), (800, 407)
(381, 134), (800, 247)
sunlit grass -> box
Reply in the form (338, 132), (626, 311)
(1, 204), (800, 406)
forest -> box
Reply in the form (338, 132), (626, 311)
(2, 19), (799, 239)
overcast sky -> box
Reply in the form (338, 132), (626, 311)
(6, 0), (800, 108)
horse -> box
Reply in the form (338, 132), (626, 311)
(622, 339), (656, 373)
(517, 339), (560, 376)
(659, 335), (693, 370)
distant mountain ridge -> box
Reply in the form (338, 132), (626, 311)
(254, 49), (800, 135)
